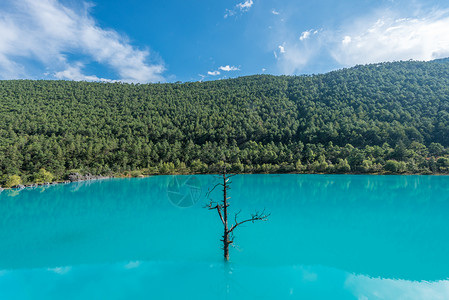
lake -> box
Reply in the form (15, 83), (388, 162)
(0, 174), (448, 299)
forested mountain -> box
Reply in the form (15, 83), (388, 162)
(2, 59), (449, 186)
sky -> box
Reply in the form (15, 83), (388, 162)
(1, 0), (449, 83)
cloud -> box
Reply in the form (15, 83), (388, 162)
(237, 0), (254, 11)
(341, 36), (352, 45)
(272, 8), (449, 75)
(206, 65), (239, 76)
(276, 45), (312, 74)
(299, 29), (313, 41)
(0, 0), (164, 82)
(331, 10), (449, 66)
(272, 9), (280, 15)
(219, 65), (240, 71)
(225, 0), (254, 18)
(54, 63), (115, 82)
(273, 31), (322, 74)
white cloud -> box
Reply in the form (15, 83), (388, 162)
(207, 65), (239, 75)
(225, 0), (254, 18)
(300, 30), (312, 41)
(277, 45), (311, 74)
(224, 10), (233, 18)
(0, 0), (164, 82)
(272, 9), (280, 15)
(273, 40), (312, 74)
(219, 65), (240, 71)
(54, 63), (115, 82)
(237, 0), (254, 11)
(272, 29), (324, 74)
(331, 10), (449, 66)
(272, 8), (449, 75)
(342, 35), (352, 45)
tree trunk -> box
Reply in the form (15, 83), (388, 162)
(223, 233), (230, 261)
(206, 165), (269, 261)
(223, 171), (229, 261)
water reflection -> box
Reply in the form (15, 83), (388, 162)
(1, 261), (447, 300)
(345, 273), (449, 300)
(0, 175), (448, 283)
(232, 175), (449, 281)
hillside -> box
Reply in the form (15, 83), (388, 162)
(1, 59), (449, 185)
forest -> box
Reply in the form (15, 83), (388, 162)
(1, 58), (449, 186)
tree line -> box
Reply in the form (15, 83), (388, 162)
(1, 59), (449, 186)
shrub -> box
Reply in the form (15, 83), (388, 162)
(335, 159), (351, 173)
(33, 168), (54, 183)
(384, 160), (406, 173)
(130, 170), (143, 177)
(190, 159), (208, 173)
(5, 175), (22, 188)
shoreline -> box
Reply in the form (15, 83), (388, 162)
(1, 172), (447, 192)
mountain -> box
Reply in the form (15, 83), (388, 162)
(1, 59), (449, 183)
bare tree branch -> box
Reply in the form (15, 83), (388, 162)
(229, 209), (270, 233)
(205, 164), (269, 260)
(205, 199), (226, 226)
(234, 209), (241, 225)
(216, 206), (225, 226)
(206, 182), (223, 198)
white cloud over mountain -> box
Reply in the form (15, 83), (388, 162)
(331, 10), (449, 66)
(274, 8), (449, 74)
(219, 65), (240, 71)
(0, 0), (164, 82)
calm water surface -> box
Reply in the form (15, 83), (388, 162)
(1, 175), (449, 299)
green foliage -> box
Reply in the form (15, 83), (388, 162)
(231, 161), (245, 173)
(437, 157), (449, 167)
(190, 159), (208, 173)
(158, 162), (176, 174)
(33, 168), (54, 183)
(1, 59), (449, 177)
(437, 157), (449, 172)
(130, 170), (143, 177)
(335, 159), (351, 173)
(429, 143), (444, 156)
(5, 175), (21, 188)
(295, 159), (306, 172)
(384, 160), (407, 173)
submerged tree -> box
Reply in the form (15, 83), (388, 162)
(206, 166), (270, 261)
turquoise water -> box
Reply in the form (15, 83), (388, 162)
(1, 174), (449, 299)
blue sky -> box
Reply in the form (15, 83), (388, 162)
(1, 0), (449, 83)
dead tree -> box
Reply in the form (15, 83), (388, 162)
(206, 165), (270, 261)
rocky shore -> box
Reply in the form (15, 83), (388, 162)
(67, 172), (111, 182)
(2, 173), (112, 190)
